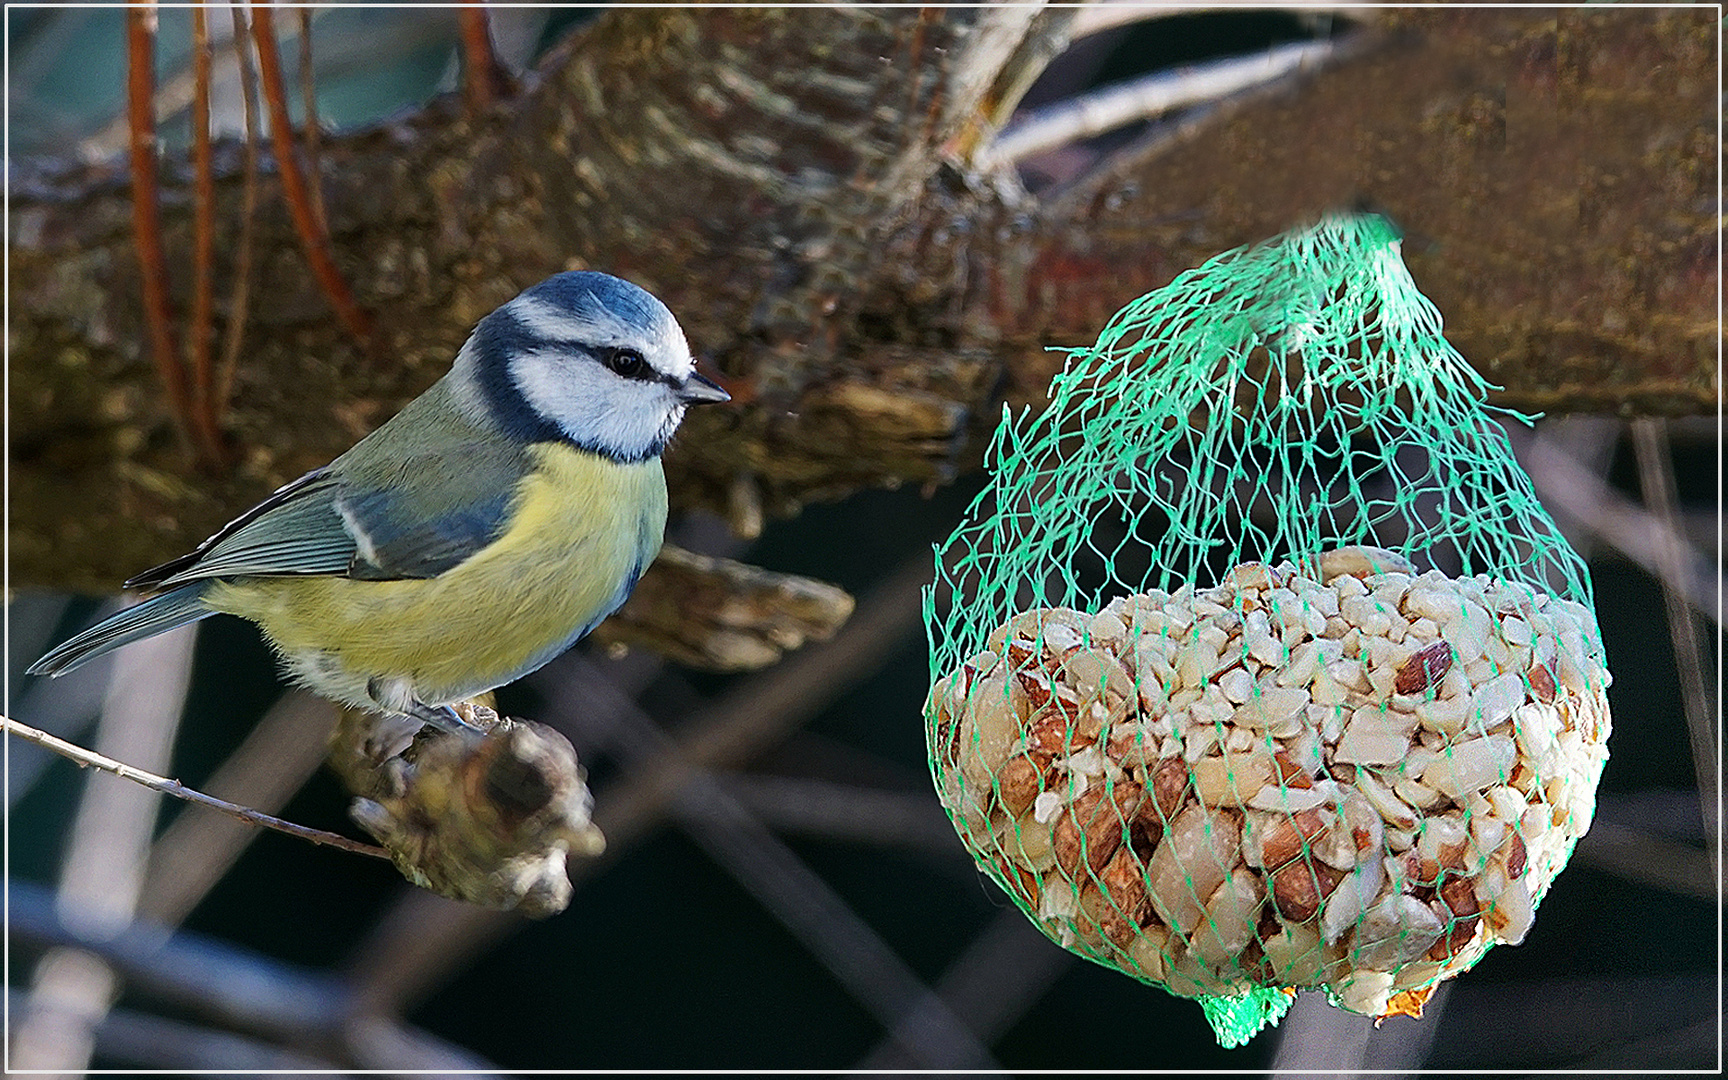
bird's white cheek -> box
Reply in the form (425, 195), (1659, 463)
(512, 353), (677, 460)
(579, 387), (678, 458)
(512, 353), (594, 428)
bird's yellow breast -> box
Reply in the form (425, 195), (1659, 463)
(206, 444), (667, 705)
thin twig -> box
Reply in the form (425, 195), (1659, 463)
(188, 7), (219, 443)
(458, 6), (498, 115)
(528, 654), (994, 1067)
(10, 879), (498, 1070)
(858, 909), (1072, 1070)
(127, 5), (223, 468)
(138, 692), (339, 927)
(217, 2), (263, 413)
(716, 774), (959, 853)
(297, 7), (327, 234)
(987, 37), (1338, 166)
(1629, 418), (1719, 876)
(12, 627), (194, 1074)
(250, 4), (373, 347)
(1514, 430), (1720, 625)
(6, 993), (342, 1072)
(667, 757), (996, 1068)
(1068, 2), (1364, 40)
(1, 713), (388, 861)
(345, 558), (932, 1017)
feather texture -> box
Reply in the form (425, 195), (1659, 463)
(26, 585), (212, 676)
(206, 443), (667, 708)
(132, 381), (531, 590)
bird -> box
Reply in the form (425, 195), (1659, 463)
(28, 271), (730, 736)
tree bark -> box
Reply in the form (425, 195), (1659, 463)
(9, 6), (1716, 592)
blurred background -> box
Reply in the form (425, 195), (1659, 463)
(7, 4), (1719, 1072)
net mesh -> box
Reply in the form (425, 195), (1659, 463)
(922, 214), (1612, 1045)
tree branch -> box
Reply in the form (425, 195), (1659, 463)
(591, 544), (855, 671)
(1, 713), (389, 861)
(9, 8), (1714, 593)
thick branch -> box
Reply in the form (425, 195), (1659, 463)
(8, 8), (1714, 591)
(592, 545), (855, 671)
(875, 8), (1717, 416)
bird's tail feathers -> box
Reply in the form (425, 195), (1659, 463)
(26, 585), (214, 677)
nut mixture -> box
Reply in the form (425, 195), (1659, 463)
(927, 546), (1611, 1018)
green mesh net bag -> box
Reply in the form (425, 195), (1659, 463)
(922, 214), (1612, 1047)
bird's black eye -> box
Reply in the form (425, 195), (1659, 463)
(603, 348), (647, 379)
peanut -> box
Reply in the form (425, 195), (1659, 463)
(1428, 874), (1481, 959)
(1394, 641), (1453, 695)
(1505, 831), (1528, 879)
(1259, 807), (1329, 869)
(1147, 758), (1189, 824)
(1054, 781), (1143, 879)
(1077, 845), (1151, 948)
(1270, 858), (1343, 922)
(1527, 660), (1557, 704)
(995, 752), (1051, 817)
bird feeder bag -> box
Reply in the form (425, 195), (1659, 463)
(923, 214), (1611, 1047)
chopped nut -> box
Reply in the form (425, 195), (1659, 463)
(1270, 858), (1343, 922)
(1429, 874), (1481, 960)
(1148, 805), (1241, 935)
(1505, 831), (1528, 878)
(1234, 685), (1310, 729)
(1192, 751), (1276, 806)
(1257, 807), (1330, 869)
(1335, 706), (1418, 765)
(1061, 646), (1136, 702)
(1191, 868), (1264, 968)
(1394, 641), (1453, 695)
(996, 753), (1051, 817)
(1026, 703), (1098, 756)
(931, 549), (1611, 1017)
(1272, 750), (1314, 789)
(995, 809), (1057, 871)
(1053, 781), (1143, 879)
(1527, 660), (1557, 704)
(1421, 734), (1516, 798)
(1126, 922), (1173, 983)
(1319, 546), (1416, 582)
(1353, 894), (1446, 971)
(1078, 845), (1152, 948)
(1145, 757), (1189, 824)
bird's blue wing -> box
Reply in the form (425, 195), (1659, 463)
(126, 468), (353, 589)
(129, 444), (527, 589)
(335, 448), (522, 580)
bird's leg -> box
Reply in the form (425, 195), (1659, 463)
(406, 698), (484, 734)
(366, 676), (484, 738)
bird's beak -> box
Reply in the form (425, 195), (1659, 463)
(679, 372), (731, 404)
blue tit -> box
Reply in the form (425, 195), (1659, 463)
(28, 271), (729, 730)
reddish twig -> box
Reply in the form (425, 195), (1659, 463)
(297, 7), (327, 234)
(217, 1), (263, 414)
(250, 4), (373, 346)
(458, 6), (513, 114)
(189, 7), (220, 441)
(128, 5), (224, 469)
(1, 713), (389, 861)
